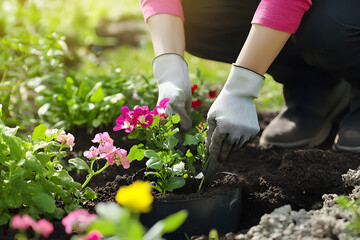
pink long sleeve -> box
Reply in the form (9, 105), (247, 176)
(140, 0), (312, 33)
(140, 0), (184, 22)
(252, 0), (312, 33)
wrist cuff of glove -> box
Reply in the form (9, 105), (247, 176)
(223, 64), (265, 98)
(232, 64), (264, 79)
(152, 53), (188, 67)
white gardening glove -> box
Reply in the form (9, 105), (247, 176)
(153, 53), (192, 132)
(203, 65), (264, 178)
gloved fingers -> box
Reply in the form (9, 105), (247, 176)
(218, 135), (237, 162)
(205, 116), (216, 152)
(208, 127), (228, 164)
(167, 102), (192, 132)
(202, 153), (221, 183)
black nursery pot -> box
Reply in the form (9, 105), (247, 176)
(141, 187), (242, 239)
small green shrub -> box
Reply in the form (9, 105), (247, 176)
(33, 68), (157, 131)
(0, 107), (93, 225)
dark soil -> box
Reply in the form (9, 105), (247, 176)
(2, 111), (360, 240)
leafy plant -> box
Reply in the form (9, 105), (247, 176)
(0, 108), (91, 225)
(0, 32), (68, 128)
(33, 68), (157, 131)
(336, 195), (360, 235)
(113, 98), (207, 196)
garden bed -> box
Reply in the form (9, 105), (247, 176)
(2, 111), (360, 239)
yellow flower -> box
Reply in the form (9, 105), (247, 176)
(115, 180), (153, 213)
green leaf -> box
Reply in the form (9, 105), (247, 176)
(24, 154), (43, 174)
(0, 125), (18, 137)
(90, 85), (104, 103)
(144, 210), (188, 240)
(127, 144), (146, 163)
(163, 135), (178, 149)
(32, 192), (56, 213)
(69, 158), (90, 171)
(35, 153), (51, 164)
(32, 124), (47, 141)
(6, 193), (24, 208)
(38, 103), (50, 117)
(78, 80), (91, 99)
(166, 177), (186, 191)
(88, 219), (117, 236)
(2, 134), (23, 160)
(171, 114), (181, 124)
(83, 187), (98, 200)
(161, 210), (188, 234)
(145, 150), (162, 170)
(0, 214), (10, 225)
(183, 134), (201, 146)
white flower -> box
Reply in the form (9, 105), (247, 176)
(172, 162), (185, 174)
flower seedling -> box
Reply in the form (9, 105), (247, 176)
(0, 108), (85, 225)
(69, 132), (129, 191)
(114, 98), (207, 196)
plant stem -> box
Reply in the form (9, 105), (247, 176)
(198, 175), (205, 192)
(82, 161), (109, 189)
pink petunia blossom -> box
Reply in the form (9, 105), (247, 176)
(11, 214), (35, 230)
(113, 106), (136, 133)
(81, 230), (103, 240)
(132, 105), (153, 128)
(61, 209), (97, 234)
(151, 98), (170, 118)
(191, 84), (198, 95)
(32, 219), (54, 238)
(191, 99), (202, 109)
(84, 146), (100, 159)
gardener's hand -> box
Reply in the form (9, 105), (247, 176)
(153, 53), (192, 132)
(203, 65), (264, 179)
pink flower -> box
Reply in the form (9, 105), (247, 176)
(113, 148), (130, 168)
(45, 129), (58, 136)
(91, 132), (113, 145)
(66, 133), (75, 148)
(151, 98), (170, 118)
(191, 84), (198, 95)
(113, 107), (136, 133)
(198, 122), (205, 131)
(81, 230), (103, 240)
(61, 209), (97, 234)
(11, 215), (54, 239)
(132, 106), (153, 128)
(11, 214), (35, 230)
(32, 219), (54, 238)
(191, 99), (202, 109)
(84, 146), (100, 159)
(98, 141), (115, 155)
(57, 132), (75, 150)
(104, 148), (129, 168)
(209, 90), (217, 99)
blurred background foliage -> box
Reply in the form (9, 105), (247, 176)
(0, 0), (283, 134)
